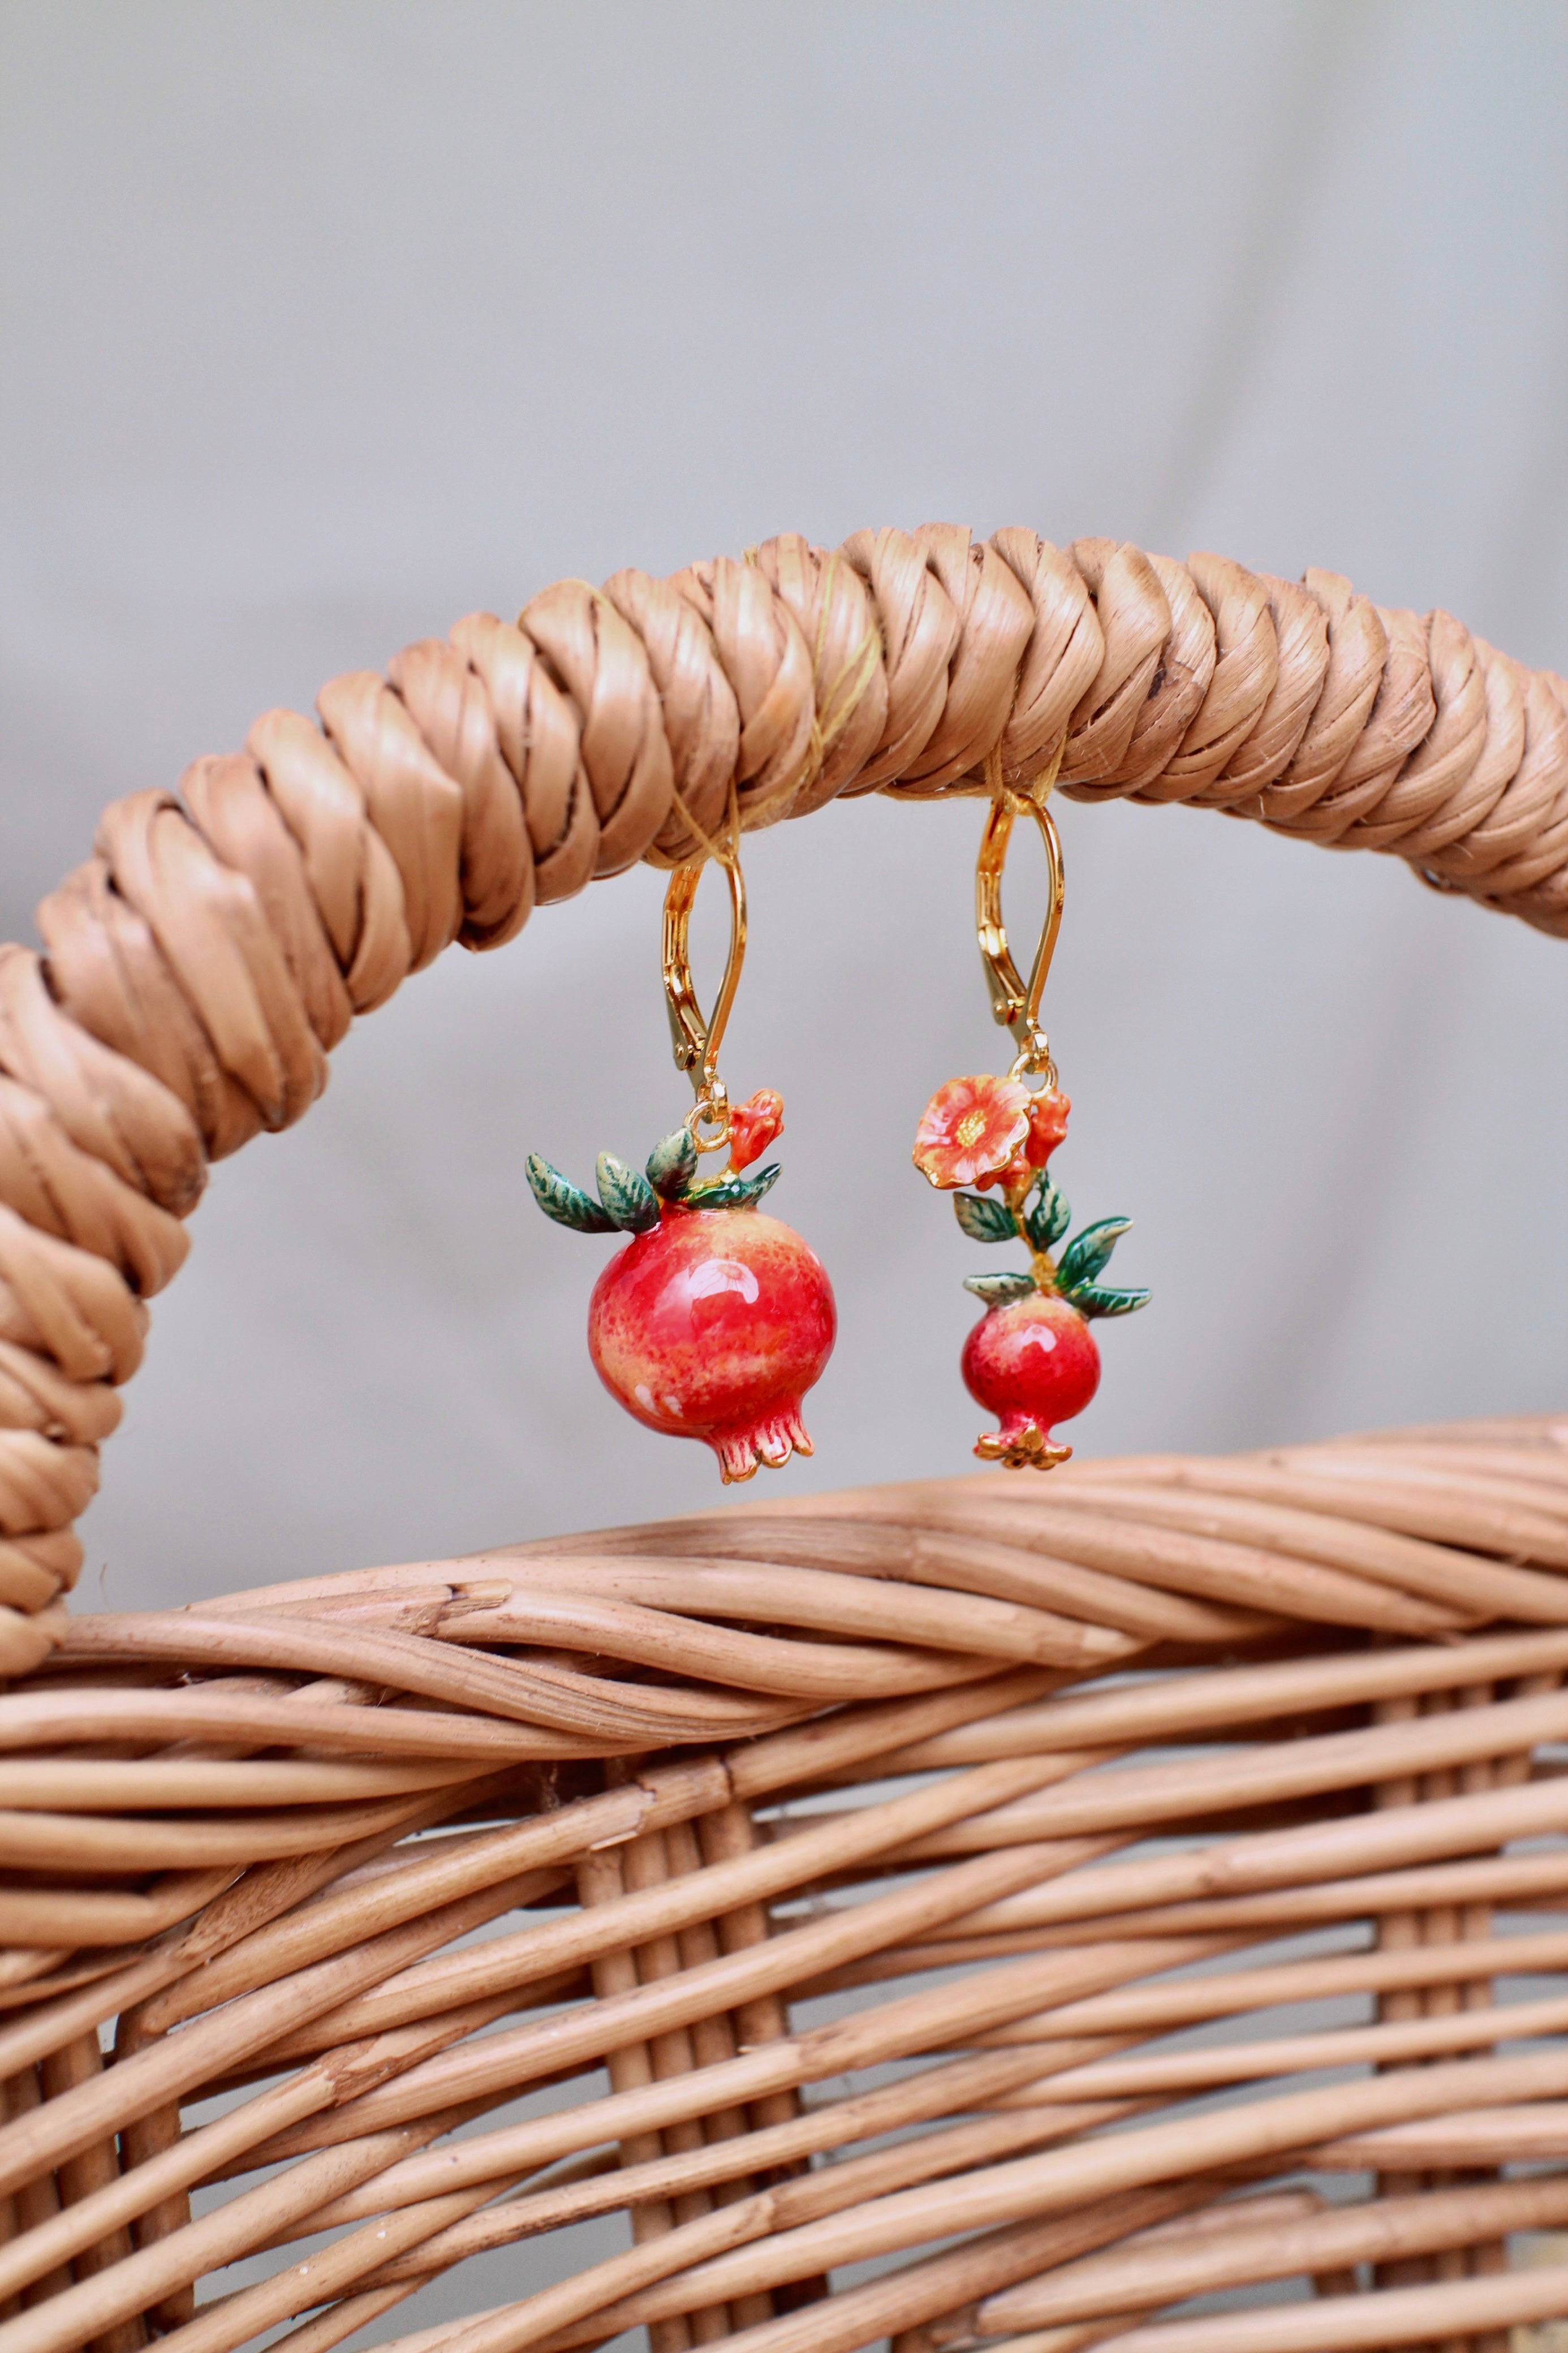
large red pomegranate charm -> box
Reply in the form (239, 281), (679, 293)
(528, 1091), (835, 1483)
(913, 1074), (1147, 1469)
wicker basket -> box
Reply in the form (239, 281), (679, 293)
(0, 529), (1565, 2353)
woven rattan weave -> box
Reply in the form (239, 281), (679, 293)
(0, 529), (1565, 2350)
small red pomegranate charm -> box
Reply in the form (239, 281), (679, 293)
(961, 1291), (1101, 1468)
(913, 1074), (1147, 1469)
(528, 1091), (835, 1483)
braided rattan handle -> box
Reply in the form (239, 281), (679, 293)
(0, 525), (1563, 1670)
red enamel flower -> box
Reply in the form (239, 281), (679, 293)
(1022, 1087), (1071, 1168)
(728, 1089), (785, 1171)
(912, 1074), (1029, 1191)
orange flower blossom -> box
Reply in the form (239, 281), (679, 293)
(912, 1074), (1029, 1191)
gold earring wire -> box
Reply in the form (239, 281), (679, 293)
(976, 742), (1066, 1086)
(661, 831), (748, 1149)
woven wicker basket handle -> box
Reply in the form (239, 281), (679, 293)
(0, 525), (1562, 1671)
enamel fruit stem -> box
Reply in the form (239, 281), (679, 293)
(1005, 1167), (1058, 1295)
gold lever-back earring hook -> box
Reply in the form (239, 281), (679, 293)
(661, 841), (748, 1147)
(976, 742), (1066, 1087)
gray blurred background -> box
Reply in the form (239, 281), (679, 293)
(3, 0), (1566, 1615)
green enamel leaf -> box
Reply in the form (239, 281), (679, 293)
(963, 1270), (1037, 1305)
(526, 1154), (617, 1234)
(694, 1163), (781, 1210)
(1058, 1215), (1132, 1291)
(1024, 1173), (1071, 1252)
(596, 1153), (661, 1233)
(953, 1192), (1018, 1244)
(646, 1127), (699, 1201)
(1071, 1281), (1151, 1320)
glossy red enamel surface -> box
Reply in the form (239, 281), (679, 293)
(588, 1204), (836, 1482)
(961, 1290), (1101, 1462)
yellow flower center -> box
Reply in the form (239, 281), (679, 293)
(955, 1109), (987, 1147)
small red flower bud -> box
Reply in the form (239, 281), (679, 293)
(728, 1089), (785, 1171)
(1022, 1087), (1071, 1170)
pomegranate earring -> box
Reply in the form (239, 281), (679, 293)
(912, 753), (1148, 1469)
(527, 824), (835, 1484)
